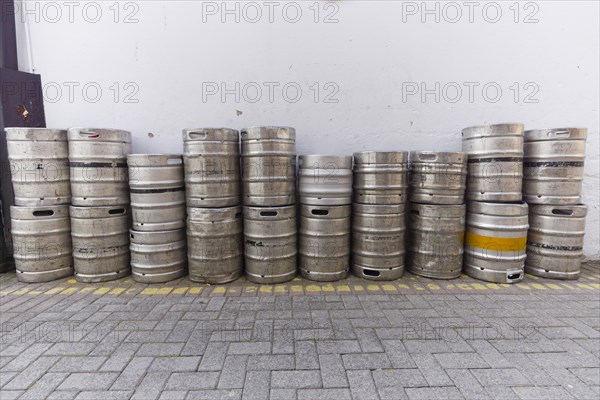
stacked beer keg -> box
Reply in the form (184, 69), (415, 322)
(407, 151), (467, 279)
(298, 154), (353, 281)
(523, 128), (588, 280)
(352, 152), (409, 280)
(461, 124), (528, 283)
(5, 128), (73, 282)
(68, 128), (132, 282)
(183, 128), (243, 284)
(241, 127), (297, 284)
(127, 154), (187, 283)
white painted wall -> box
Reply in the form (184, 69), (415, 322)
(14, 0), (599, 259)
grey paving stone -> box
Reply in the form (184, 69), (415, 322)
(242, 371), (270, 400)
(297, 388), (351, 400)
(342, 353), (392, 370)
(411, 354), (453, 386)
(44, 343), (97, 357)
(271, 370), (321, 389)
(50, 356), (107, 372)
(269, 388), (296, 400)
(132, 371), (170, 398)
(433, 352), (490, 369)
(110, 357), (154, 390)
(187, 389), (243, 400)
(405, 386), (464, 400)
(2, 343), (52, 371)
(316, 340), (362, 354)
(218, 355), (248, 389)
(247, 355), (294, 370)
(372, 369), (428, 388)
(19, 372), (67, 400)
(294, 341), (319, 369)
(46, 390), (79, 399)
(471, 368), (531, 387)
(318, 354), (348, 388)
(381, 340), (417, 368)
(467, 340), (513, 368)
(75, 391), (133, 400)
(346, 370), (380, 400)
(198, 342), (229, 370)
(57, 372), (119, 391)
(165, 372), (220, 390)
(149, 356), (201, 372)
(158, 391), (188, 400)
(378, 386), (409, 400)
(137, 343), (183, 357)
(511, 386), (575, 399)
(569, 367), (600, 386)
(446, 369), (492, 400)
(228, 341), (271, 355)
(3, 356), (60, 390)
(541, 367), (599, 399)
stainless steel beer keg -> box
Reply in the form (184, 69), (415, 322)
(70, 205), (131, 282)
(130, 229), (187, 283)
(353, 151), (409, 205)
(10, 205), (72, 282)
(464, 201), (528, 283)
(526, 204), (587, 280)
(409, 151), (467, 205)
(523, 128), (587, 204)
(352, 203), (405, 280)
(183, 128), (240, 207)
(187, 206), (243, 284)
(241, 126), (296, 207)
(298, 155), (353, 206)
(68, 128), (131, 206)
(299, 204), (350, 282)
(407, 203), (465, 279)
(243, 205), (297, 284)
(461, 123), (524, 202)
(127, 154), (186, 231)
(6, 128), (71, 206)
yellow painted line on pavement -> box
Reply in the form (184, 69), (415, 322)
(67, 279), (78, 284)
(258, 286), (272, 294)
(576, 283), (594, 290)
(274, 285), (287, 294)
(382, 284), (397, 292)
(46, 287), (65, 294)
(60, 287), (79, 295)
(306, 285), (321, 293)
(188, 287), (202, 295)
(530, 283), (546, 290)
(486, 283), (500, 290)
(322, 284), (335, 292)
(456, 284), (472, 291)
(427, 284), (441, 291)
(243, 287), (257, 294)
(29, 290), (42, 295)
(110, 288), (127, 295)
(336, 285), (351, 292)
(290, 285), (303, 293)
(545, 283), (563, 290)
(94, 288), (111, 295)
(588, 283), (600, 289)
(517, 283), (532, 290)
(141, 287), (172, 295)
(353, 285), (364, 292)
(367, 285), (380, 292)
(213, 287), (227, 294)
(472, 283), (487, 291)
(12, 288), (31, 295)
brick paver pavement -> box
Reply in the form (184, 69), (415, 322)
(1, 263), (599, 399)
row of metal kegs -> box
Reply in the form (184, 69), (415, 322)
(3, 123), (588, 284)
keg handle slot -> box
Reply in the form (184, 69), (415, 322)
(312, 209), (329, 216)
(33, 210), (54, 217)
(551, 130), (570, 137)
(235, 212), (242, 219)
(363, 269), (381, 277)
(507, 272), (522, 281)
(109, 208), (125, 215)
(260, 211), (278, 217)
(552, 208), (573, 216)
(418, 153), (437, 161)
(188, 131), (207, 140)
(167, 157), (182, 165)
(80, 131), (100, 138)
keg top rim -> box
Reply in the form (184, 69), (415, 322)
(182, 128), (239, 141)
(524, 127), (588, 141)
(461, 123), (524, 138)
(5, 127), (68, 141)
(127, 153), (182, 159)
(299, 154), (353, 168)
(410, 151), (466, 163)
(67, 127), (132, 141)
(240, 126), (296, 140)
(353, 151), (409, 162)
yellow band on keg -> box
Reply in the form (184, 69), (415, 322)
(465, 232), (527, 251)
